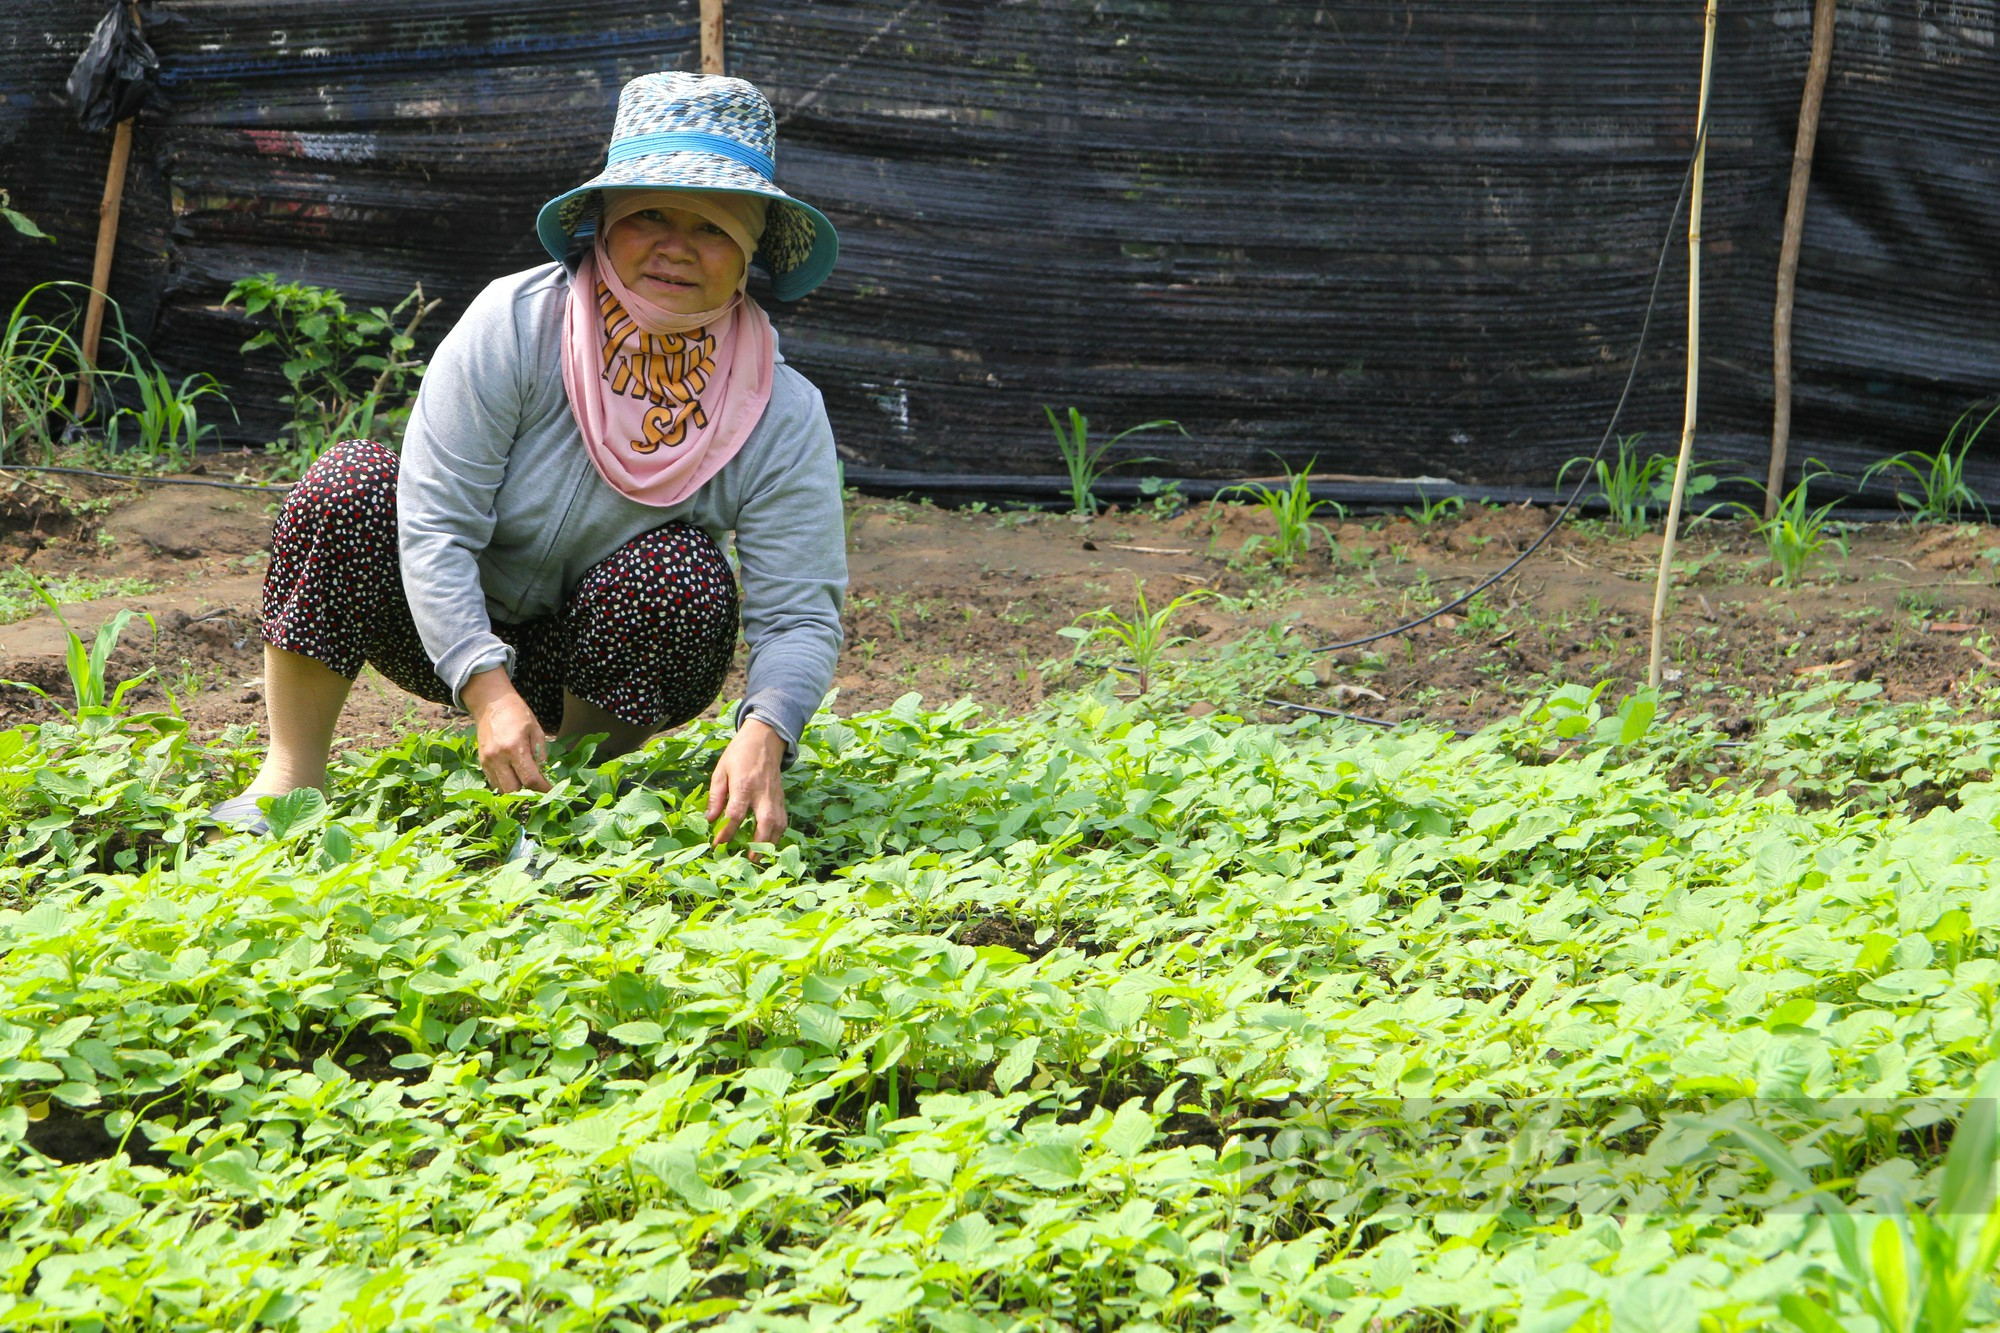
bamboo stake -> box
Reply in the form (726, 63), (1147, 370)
(700, 0), (726, 74)
(1648, 0), (1720, 692)
(71, 116), (134, 421)
(1766, 0), (1836, 518)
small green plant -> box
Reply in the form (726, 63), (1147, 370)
(1726, 1066), (2000, 1333)
(14, 670), (2000, 1321)
(1043, 405), (1181, 516)
(102, 331), (235, 470)
(227, 275), (439, 476)
(1559, 432), (1718, 535)
(1136, 475), (1186, 519)
(1862, 400), (1996, 525)
(1221, 458), (1343, 568)
(1059, 579), (1212, 694)
(1460, 590), (1504, 634)
(1403, 487), (1465, 526)
(1757, 461), (1847, 586)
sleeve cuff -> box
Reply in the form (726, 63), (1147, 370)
(436, 632), (516, 708)
(735, 696), (803, 769)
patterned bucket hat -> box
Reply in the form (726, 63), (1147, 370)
(536, 71), (838, 303)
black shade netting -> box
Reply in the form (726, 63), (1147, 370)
(0, 1), (1994, 489)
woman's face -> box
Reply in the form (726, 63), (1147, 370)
(604, 205), (746, 312)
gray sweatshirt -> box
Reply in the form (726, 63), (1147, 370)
(396, 263), (846, 751)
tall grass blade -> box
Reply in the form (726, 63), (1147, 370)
(1044, 405), (1177, 516)
(1862, 400), (1996, 525)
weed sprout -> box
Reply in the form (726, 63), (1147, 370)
(1403, 487), (1465, 526)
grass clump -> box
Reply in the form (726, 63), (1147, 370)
(1757, 460), (1847, 585)
(1863, 399), (1996, 526)
(1561, 431), (1719, 535)
(1, 283), (87, 464)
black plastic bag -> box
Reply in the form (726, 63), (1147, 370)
(64, 2), (160, 133)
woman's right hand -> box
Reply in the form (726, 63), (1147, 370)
(461, 667), (551, 793)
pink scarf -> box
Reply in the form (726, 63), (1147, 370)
(561, 192), (775, 507)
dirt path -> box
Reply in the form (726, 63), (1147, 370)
(3, 465), (1995, 754)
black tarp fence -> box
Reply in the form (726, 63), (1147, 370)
(2, 1), (1995, 491)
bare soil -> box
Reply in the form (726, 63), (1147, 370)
(2, 462), (1994, 753)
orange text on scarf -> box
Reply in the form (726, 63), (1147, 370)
(594, 280), (716, 454)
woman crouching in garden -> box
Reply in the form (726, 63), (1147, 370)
(210, 72), (846, 848)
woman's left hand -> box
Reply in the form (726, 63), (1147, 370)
(707, 717), (789, 848)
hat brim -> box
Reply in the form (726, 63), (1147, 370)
(536, 153), (838, 304)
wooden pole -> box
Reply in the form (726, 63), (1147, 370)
(1766, 0), (1836, 519)
(72, 2), (146, 423)
(71, 116), (133, 421)
(1648, 0), (1720, 692)
(700, 0), (725, 74)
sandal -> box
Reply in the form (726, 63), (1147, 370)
(206, 792), (275, 837)
(505, 828), (549, 880)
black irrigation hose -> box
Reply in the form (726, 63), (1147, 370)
(1313, 117), (1708, 657)
(0, 463), (293, 493)
(1264, 698), (1468, 736)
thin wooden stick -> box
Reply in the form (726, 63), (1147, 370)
(700, 0), (726, 74)
(1648, 0), (1720, 692)
(365, 291), (444, 400)
(71, 117), (134, 421)
(1766, 0), (1836, 519)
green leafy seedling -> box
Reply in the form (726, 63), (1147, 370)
(262, 788), (330, 840)
(1136, 475), (1186, 519)
(1222, 457), (1343, 568)
(1459, 590), (1504, 634)
(1044, 405), (1182, 517)
(0, 570), (155, 729)
(104, 330), (236, 470)
(1060, 580), (1213, 694)
(1403, 487), (1464, 527)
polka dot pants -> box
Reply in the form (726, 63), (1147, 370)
(262, 439), (740, 734)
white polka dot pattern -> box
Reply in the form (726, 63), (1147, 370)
(263, 440), (738, 731)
